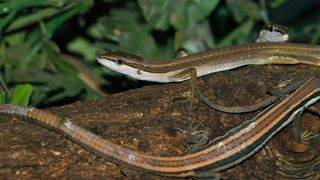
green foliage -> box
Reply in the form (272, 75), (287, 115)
(141, 0), (217, 32)
(9, 84), (33, 105)
(227, 0), (261, 22)
(0, 0), (95, 106)
(0, 0), (319, 107)
(88, 8), (161, 59)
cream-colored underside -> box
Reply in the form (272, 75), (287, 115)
(98, 57), (270, 83)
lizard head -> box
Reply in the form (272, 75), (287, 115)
(257, 24), (289, 43)
(97, 51), (149, 79)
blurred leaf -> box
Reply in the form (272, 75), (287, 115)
(270, 0), (288, 8)
(52, 58), (78, 76)
(0, 74), (9, 103)
(293, 23), (320, 44)
(1, 0), (98, 106)
(311, 25), (320, 44)
(138, 0), (170, 30)
(227, 0), (261, 22)
(139, 0), (218, 52)
(41, 40), (61, 71)
(22, 2), (92, 62)
(9, 84), (33, 105)
(2, 38), (88, 105)
(5, 1), (92, 33)
(5, 5), (72, 33)
(89, 11), (160, 59)
(0, 0), (67, 13)
(4, 31), (26, 45)
(44, 40), (60, 54)
(175, 21), (215, 52)
(67, 37), (99, 60)
(217, 19), (254, 47)
(0, 10), (17, 34)
(0, 91), (5, 103)
(138, 0), (219, 30)
(44, 2), (93, 39)
(9, 68), (85, 104)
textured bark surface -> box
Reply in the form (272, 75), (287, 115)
(0, 65), (320, 179)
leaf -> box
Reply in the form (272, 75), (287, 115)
(6, 1), (92, 34)
(138, 0), (171, 30)
(227, 0), (261, 22)
(270, 0), (288, 8)
(3, 31), (26, 46)
(0, 0), (67, 13)
(174, 21), (215, 52)
(89, 12), (160, 59)
(67, 37), (99, 60)
(52, 57), (78, 76)
(5, 5), (72, 33)
(138, 0), (219, 30)
(0, 10), (17, 34)
(138, 0), (218, 51)
(41, 40), (61, 70)
(9, 84), (33, 105)
(44, 2), (93, 39)
(311, 25), (320, 44)
(217, 19), (254, 47)
(187, 0), (219, 25)
(0, 91), (5, 103)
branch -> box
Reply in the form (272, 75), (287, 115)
(0, 65), (319, 179)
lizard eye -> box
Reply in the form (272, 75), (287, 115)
(115, 59), (123, 65)
(267, 25), (273, 32)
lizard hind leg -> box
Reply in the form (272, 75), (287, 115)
(174, 104), (209, 153)
(174, 124), (209, 153)
(293, 110), (320, 147)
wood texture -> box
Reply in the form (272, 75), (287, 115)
(0, 64), (319, 179)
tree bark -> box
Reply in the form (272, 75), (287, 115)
(1, 65), (319, 179)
